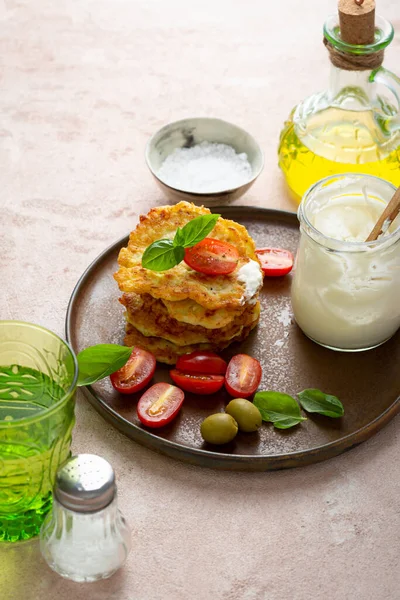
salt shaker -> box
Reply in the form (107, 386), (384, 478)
(40, 454), (131, 583)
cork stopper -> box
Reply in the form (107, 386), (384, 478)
(338, 0), (376, 45)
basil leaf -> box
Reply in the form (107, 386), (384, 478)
(297, 389), (344, 418)
(141, 239), (184, 271)
(173, 227), (185, 247)
(173, 245), (185, 263)
(173, 214), (220, 248)
(142, 213), (219, 272)
(253, 391), (306, 429)
(77, 344), (132, 386)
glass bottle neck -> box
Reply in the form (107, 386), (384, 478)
(328, 65), (376, 110)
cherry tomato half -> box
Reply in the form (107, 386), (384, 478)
(224, 354), (262, 398)
(170, 370), (225, 395)
(110, 347), (156, 394)
(176, 351), (227, 375)
(137, 383), (185, 428)
(256, 248), (294, 277)
(184, 238), (239, 275)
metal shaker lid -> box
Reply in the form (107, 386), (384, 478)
(54, 454), (116, 513)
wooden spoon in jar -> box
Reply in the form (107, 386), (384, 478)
(365, 185), (400, 242)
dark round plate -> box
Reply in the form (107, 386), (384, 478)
(65, 207), (400, 471)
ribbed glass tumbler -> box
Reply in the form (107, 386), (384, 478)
(0, 321), (78, 542)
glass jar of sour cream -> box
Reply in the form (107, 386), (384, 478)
(291, 174), (400, 352)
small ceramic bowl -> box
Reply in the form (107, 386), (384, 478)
(145, 117), (264, 206)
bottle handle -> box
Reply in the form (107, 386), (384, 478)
(370, 67), (400, 114)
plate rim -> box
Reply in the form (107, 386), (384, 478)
(65, 205), (400, 471)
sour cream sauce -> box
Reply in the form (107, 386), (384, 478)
(237, 260), (263, 304)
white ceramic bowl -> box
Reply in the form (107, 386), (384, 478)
(145, 117), (264, 206)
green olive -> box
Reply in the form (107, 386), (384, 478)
(225, 398), (262, 432)
(200, 413), (238, 445)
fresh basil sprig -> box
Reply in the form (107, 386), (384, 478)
(253, 391), (306, 429)
(141, 240), (185, 272)
(77, 344), (132, 386)
(297, 389), (344, 418)
(142, 213), (220, 271)
(173, 214), (220, 248)
(253, 388), (345, 429)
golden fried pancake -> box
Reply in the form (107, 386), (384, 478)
(115, 201), (264, 363)
(114, 201), (260, 310)
(124, 324), (213, 364)
(124, 316), (260, 364)
(120, 293), (260, 346)
(162, 298), (245, 330)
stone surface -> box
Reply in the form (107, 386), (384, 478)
(1, 1), (399, 599)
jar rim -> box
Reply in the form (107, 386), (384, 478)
(299, 174), (400, 252)
(323, 14), (394, 56)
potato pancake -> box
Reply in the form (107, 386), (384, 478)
(120, 293), (260, 346)
(114, 202), (260, 310)
(114, 201), (263, 363)
(124, 318), (260, 364)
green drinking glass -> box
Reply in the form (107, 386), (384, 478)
(0, 321), (78, 542)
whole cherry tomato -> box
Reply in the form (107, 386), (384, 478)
(176, 351), (227, 375)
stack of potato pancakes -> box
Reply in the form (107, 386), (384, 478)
(114, 202), (264, 364)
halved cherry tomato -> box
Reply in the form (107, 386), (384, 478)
(170, 370), (225, 395)
(137, 382), (184, 428)
(256, 248), (294, 277)
(110, 346), (156, 394)
(176, 351), (227, 375)
(225, 354), (262, 398)
(184, 238), (239, 275)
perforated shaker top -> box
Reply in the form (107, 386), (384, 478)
(54, 454), (116, 513)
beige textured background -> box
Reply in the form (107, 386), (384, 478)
(1, 1), (399, 599)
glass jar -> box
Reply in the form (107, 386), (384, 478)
(291, 174), (400, 351)
(40, 454), (131, 583)
(278, 14), (400, 201)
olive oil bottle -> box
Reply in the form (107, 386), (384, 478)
(278, 3), (400, 201)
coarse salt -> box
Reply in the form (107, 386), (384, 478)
(157, 141), (253, 193)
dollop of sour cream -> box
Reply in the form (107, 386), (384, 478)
(311, 194), (395, 242)
(237, 260), (263, 304)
